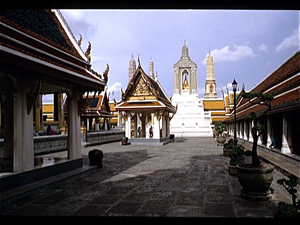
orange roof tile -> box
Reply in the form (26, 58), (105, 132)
(203, 100), (225, 110)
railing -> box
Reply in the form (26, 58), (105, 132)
(34, 135), (67, 156)
(85, 129), (125, 146)
(1, 136), (67, 157)
(1, 129), (125, 157)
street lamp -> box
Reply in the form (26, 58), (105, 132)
(232, 79), (238, 146)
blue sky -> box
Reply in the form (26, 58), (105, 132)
(44, 10), (300, 103)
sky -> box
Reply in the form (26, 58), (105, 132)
(44, 10), (299, 103)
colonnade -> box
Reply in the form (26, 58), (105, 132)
(226, 111), (299, 155)
(121, 111), (170, 140)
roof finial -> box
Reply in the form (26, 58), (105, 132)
(85, 41), (91, 63)
(138, 54), (141, 67)
(184, 39), (187, 46)
(132, 54), (134, 59)
(209, 49), (211, 55)
(78, 34), (82, 46)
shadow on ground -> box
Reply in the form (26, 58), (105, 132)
(0, 148), (281, 217)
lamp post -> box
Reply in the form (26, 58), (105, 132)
(232, 79), (238, 146)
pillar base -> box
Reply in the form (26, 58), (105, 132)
(241, 189), (272, 201)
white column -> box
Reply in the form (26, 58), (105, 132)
(249, 119), (254, 142)
(241, 120), (244, 140)
(13, 91), (23, 172)
(104, 118), (107, 130)
(118, 112), (121, 126)
(12, 81), (31, 172)
(67, 87), (81, 160)
(243, 120), (247, 141)
(133, 113), (137, 138)
(125, 112), (131, 138)
(22, 81), (34, 171)
(230, 123), (233, 136)
(162, 114), (166, 138)
(166, 113), (170, 137)
(267, 116), (272, 147)
(154, 112), (160, 139)
(281, 113), (291, 153)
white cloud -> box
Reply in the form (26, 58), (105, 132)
(264, 60), (272, 68)
(258, 44), (268, 53)
(202, 44), (256, 64)
(65, 10), (85, 20)
(107, 82), (123, 100)
(91, 56), (110, 64)
(275, 27), (300, 52)
(61, 10), (97, 46)
(42, 94), (53, 104)
(220, 83), (234, 93)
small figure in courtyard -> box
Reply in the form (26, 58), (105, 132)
(46, 125), (55, 135)
(138, 126), (141, 137)
(149, 126), (153, 138)
(269, 128), (279, 149)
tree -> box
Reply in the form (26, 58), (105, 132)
(214, 121), (227, 135)
(241, 92), (274, 167)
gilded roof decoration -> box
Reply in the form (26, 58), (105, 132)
(78, 34), (82, 46)
(116, 60), (176, 113)
(85, 41), (91, 63)
(0, 9), (108, 89)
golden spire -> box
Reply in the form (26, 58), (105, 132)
(182, 74), (189, 90)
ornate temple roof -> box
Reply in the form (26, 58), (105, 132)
(116, 62), (176, 113)
(174, 40), (197, 68)
(203, 99), (225, 110)
(81, 91), (112, 117)
(0, 9), (107, 90)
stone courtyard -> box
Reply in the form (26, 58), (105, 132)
(0, 137), (298, 217)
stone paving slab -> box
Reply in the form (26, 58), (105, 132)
(1, 137), (299, 217)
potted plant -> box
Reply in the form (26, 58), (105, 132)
(228, 145), (251, 175)
(274, 175), (300, 217)
(223, 138), (235, 156)
(121, 136), (129, 145)
(215, 122), (227, 145)
(236, 92), (274, 201)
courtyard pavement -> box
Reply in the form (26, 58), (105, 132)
(1, 137), (299, 217)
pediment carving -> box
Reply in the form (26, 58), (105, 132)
(131, 77), (154, 97)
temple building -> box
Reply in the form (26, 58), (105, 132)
(202, 51), (227, 123)
(224, 50), (300, 156)
(149, 57), (155, 79)
(204, 51), (218, 99)
(128, 54), (136, 82)
(170, 41), (213, 137)
(115, 57), (176, 145)
(0, 10), (107, 197)
(78, 90), (112, 131)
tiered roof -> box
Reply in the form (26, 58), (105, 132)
(0, 9), (106, 90)
(225, 50), (300, 123)
(82, 91), (112, 118)
(116, 62), (176, 113)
